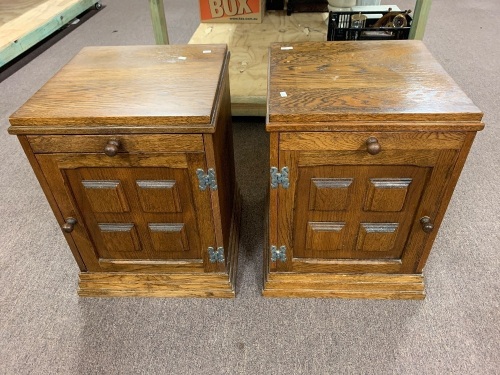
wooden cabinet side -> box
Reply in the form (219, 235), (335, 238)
(415, 131), (478, 272)
(17, 135), (87, 271)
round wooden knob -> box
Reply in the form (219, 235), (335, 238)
(366, 137), (381, 155)
(104, 140), (120, 156)
(420, 216), (434, 233)
(62, 217), (77, 233)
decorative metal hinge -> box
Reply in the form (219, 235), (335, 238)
(271, 245), (287, 262)
(197, 168), (218, 191)
(270, 167), (289, 189)
(208, 246), (225, 263)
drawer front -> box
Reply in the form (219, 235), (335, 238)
(279, 132), (466, 152)
(27, 134), (204, 153)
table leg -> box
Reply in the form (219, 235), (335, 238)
(410, 0), (432, 40)
(148, 0), (169, 44)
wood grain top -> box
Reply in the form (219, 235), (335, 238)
(9, 44), (229, 133)
(267, 41), (483, 128)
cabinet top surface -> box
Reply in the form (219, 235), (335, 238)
(9, 45), (228, 133)
(267, 41), (483, 129)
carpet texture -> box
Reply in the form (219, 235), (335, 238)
(0, 0), (498, 374)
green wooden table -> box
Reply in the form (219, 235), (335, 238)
(148, 0), (432, 45)
(0, 0), (101, 67)
(148, 0), (169, 44)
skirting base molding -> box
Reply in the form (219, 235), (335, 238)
(263, 273), (425, 299)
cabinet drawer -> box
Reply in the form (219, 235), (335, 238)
(279, 132), (466, 152)
(27, 134), (204, 154)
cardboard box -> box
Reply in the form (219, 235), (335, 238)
(199, 0), (264, 23)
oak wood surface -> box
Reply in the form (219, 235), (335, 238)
(66, 167), (203, 260)
(273, 138), (460, 276)
(35, 152), (215, 270)
(292, 259), (402, 274)
(27, 134), (204, 153)
(268, 132), (279, 272)
(9, 45), (229, 129)
(276, 150), (297, 272)
(293, 165), (429, 260)
(264, 41), (484, 299)
(267, 41), (483, 126)
(17, 136), (87, 271)
(263, 273), (425, 299)
(297, 150), (440, 167)
(78, 272), (234, 298)
(267, 273), (422, 283)
(279, 132), (466, 151)
(12, 45), (239, 297)
(416, 132), (476, 272)
(265, 121), (484, 133)
(77, 187), (241, 295)
(97, 259), (205, 273)
(203, 60), (235, 273)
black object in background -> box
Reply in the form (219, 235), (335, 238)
(267, 0), (285, 10)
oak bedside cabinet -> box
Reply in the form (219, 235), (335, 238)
(264, 41), (484, 299)
(9, 44), (240, 297)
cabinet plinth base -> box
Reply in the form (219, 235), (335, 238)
(263, 273), (425, 300)
(78, 273), (235, 298)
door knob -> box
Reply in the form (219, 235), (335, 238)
(366, 137), (381, 155)
(62, 217), (77, 233)
(104, 140), (120, 156)
(420, 216), (434, 233)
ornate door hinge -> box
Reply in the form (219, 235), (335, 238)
(208, 246), (225, 263)
(270, 167), (289, 189)
(271, 245), (287, 262)
(197, 168), (218, 191)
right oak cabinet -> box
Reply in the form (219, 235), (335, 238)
(264, 41), (484, 299)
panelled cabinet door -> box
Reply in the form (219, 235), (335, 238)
(275, 132), (463, 274)
(36, 152), (216, 272)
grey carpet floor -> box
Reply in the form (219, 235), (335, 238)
(0, 0), (499, 374)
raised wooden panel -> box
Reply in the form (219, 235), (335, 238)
(148, 223), (189, 253)
(308, 178), (353, 211)
(98, 223), (141, 253)
(54, 163), (208, 264)
(356, 223), (399, 252)
(364, 178), (412, 212)
(136, 180), (181, 213)
(306, 222), (345, 251)
(82, 180), (130, 213)
(290, 163), (431, 261)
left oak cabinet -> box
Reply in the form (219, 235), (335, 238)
(8, 45), (240, 297)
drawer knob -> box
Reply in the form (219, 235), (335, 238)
(104, 140), (120, 156)
(366, 137), (381, 155)
(62, 217), (77, 233)
(420, 216), (434, 233)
